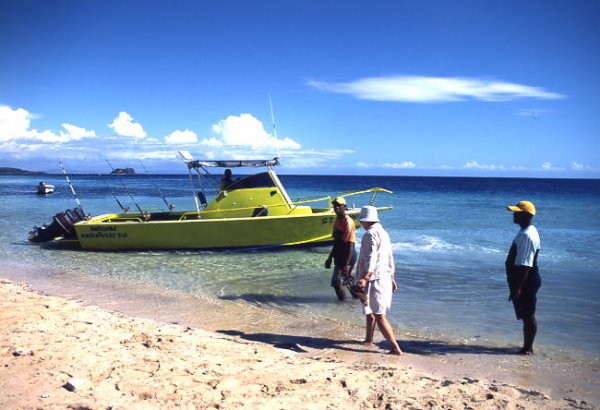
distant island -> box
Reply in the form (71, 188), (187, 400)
(0, 167), (138, 175)
(0, 167), (46, 175)
(110, 167), (135, 175)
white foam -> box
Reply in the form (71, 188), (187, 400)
(391, 236), (502, 254)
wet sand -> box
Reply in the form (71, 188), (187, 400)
(1, 275), (598, 409)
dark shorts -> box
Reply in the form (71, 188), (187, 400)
(512, 290), (538, 320)
(508, 268), (541, 320)
(331, 266), (350, 288)
(331, 250), (357, 288)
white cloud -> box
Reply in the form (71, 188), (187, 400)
(571, 162), (584, 170)
(1, 106), (359, 172)
(355, 160), (416, 169)
(515, 109), (548, 119)
(570, 161), (594, 171)
(0, 106), (30, 141)
(59, 123), (96, 141)
(108, 112), (147, 139)
(308, 76), (565, 103)
(383, 161), (416, 169)
(462, 161), (505, 170)
(203, 113), (301, 150)
(200, 137), (224, 147)
(165, 129), (198, 144)
(462, 161), (532, 171)
(541, 162), (553, 170)
(279, 148), (352, 168)
(0, 105), (96, 142)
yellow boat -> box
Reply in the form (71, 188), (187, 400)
(29, 152), (392, 251)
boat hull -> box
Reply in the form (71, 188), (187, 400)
(73, 211), (353, 251)
(36, 185), (55, 195)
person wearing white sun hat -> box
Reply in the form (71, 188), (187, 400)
(355, 206), (402, 356)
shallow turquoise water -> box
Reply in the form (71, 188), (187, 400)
(1, 174), (599, 360)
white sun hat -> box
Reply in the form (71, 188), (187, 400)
(358, 205), (379, 223)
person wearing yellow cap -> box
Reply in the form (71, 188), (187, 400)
(325, 197), (356, 301)
(505, 200), (541, 355)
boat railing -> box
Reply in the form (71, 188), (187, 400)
(174, 187), (392, 221)
(333, 187), (393, 207)
(90, 187), (392, 222)
(176, 195), (333, 221)
(292, 187), (392, 208)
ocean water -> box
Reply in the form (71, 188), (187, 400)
(1, 173), (599, 361)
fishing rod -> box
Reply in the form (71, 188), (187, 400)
(138, 159), (174, 211)
(99, 173), (129, 212)
(105, 159), (144, 215)
(58, 158), (84, 214)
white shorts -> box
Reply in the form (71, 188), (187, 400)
(363, 277), (393, 315)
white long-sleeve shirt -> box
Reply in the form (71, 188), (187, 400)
(357, 223), (395, 281)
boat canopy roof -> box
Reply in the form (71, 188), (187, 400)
(186, 158), (280, 170)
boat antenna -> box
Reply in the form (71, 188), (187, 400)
(99, 173), (129, 212)
(105, 159), (145, 215)
(268, 91), (281, 159)
(138, 159), (174, 211)
(58, 158), (84, 214)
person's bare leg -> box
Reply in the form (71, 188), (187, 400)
(375, 314), (402, 355)
(333, 285), (346, 301)
(519, 314), (537, 355)
(364, 313), (376, 345)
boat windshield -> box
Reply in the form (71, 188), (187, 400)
(226, 171), (276, 191)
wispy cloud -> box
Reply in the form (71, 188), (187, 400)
(383, 161), (416, 169)
(570, 161), (594, 171)
(356, 161), (416, 169)
(462, 161), (506, 171)
(461, 161), (530, 171)
(514, 109), (550, 119)
(307, 75), (565, 103)
(542, 162), (553, 170)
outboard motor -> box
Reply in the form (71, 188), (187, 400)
(28, 207), (86, 243)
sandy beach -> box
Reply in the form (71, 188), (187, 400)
(1, 277), (597, 409)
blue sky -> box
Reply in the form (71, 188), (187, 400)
(1, 0), (598, 177)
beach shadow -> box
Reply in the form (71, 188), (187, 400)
(217, 330), (370, 354)
(219, 293), (338, 305)
(218, 330), (517, 357)
(384, 339), (517, 356)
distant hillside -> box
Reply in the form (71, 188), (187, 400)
(0, 167), (46, 175)
(109, 167), (136, 175)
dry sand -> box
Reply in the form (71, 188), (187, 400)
(1, 278), (597, 409)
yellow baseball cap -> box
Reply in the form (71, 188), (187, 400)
(506, 200), (536, 215)
(332, 197), (346, 206)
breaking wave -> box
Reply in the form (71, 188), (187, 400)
(391, 236), (501, 254)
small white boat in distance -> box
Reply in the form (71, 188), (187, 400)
(37, 181), (55, 195)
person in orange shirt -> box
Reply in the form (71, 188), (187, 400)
(325, 197), (356, 301)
